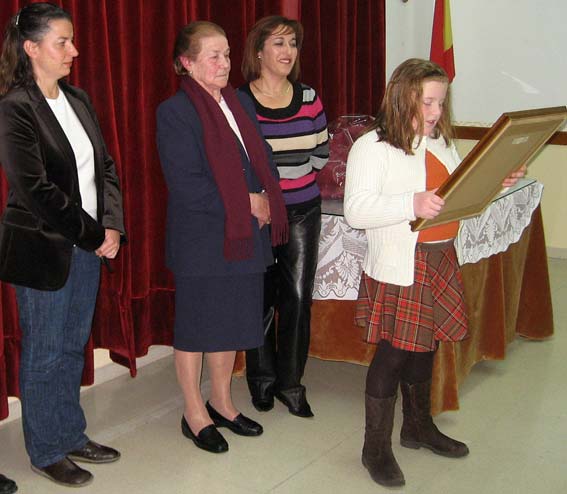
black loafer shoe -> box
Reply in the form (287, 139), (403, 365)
(181, 416), (228, 453)
(68, 440), (121, 464)
(206, 402), (263, 436)
(31, 458), (93, 487)
(0, 474), (18, 494)
(275, 387), (314, 418)
(252, 396), (274, 412)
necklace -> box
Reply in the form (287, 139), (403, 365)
(252, 81), (292, 98)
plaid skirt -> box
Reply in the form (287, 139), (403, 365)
(355, 240), (468, 352)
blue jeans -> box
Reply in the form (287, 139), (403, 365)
(16, 247), (101, 467)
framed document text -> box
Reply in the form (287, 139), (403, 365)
(411, 106), (567, 232)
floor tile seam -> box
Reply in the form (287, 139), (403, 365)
(85, 394), (185, 444)
(265, 434), (357, 492)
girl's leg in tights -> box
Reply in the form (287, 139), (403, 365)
(366, 340), (409, 398)
(401, 346), (436, 385)
(399, 343), (469, 458)
(362, 339), (408, 487)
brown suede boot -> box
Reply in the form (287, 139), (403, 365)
(400, 380), (469, 458)
(362, 393), (405, 487)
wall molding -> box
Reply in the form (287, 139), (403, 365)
(455, 126), (567, 146)
(547, 247), (567, 260)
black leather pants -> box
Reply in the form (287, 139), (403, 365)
(246, 201), (322, 398)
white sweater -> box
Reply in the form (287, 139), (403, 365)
(344, 131), (461, 286)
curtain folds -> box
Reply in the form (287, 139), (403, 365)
(0, 0), (385, 420)
(299, 0), (386, 120)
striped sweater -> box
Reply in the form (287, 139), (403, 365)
(240, 82), (329, 206)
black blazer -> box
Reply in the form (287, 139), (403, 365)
(0, 81), (124, 290)
(156, 90), (275, 278)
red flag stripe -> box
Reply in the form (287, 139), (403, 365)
(430, 0), (455, 82)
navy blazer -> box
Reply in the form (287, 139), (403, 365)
(0, 81), (124, 290)
(156, 89), (276, 278)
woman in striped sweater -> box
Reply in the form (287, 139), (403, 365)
(240, 15), (329, 418)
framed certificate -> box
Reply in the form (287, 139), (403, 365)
(411, 106), (567, 232)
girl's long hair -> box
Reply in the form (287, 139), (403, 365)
(365, 58), (454, 155)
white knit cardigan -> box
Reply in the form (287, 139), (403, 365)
(344, 131), (461, 286)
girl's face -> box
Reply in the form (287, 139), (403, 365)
(258, 27), (298, 79)
(416, 79), (448, 137)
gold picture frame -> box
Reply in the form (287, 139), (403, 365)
(411, 106), (567, 232)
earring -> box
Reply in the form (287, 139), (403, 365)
(257, 55), (261, 60)
(189, 70), (193, 76)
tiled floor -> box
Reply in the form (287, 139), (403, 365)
(1, 258), (566, 493)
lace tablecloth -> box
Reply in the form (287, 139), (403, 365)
(456, 180), (543, 264)
(313, 180), (543, 301)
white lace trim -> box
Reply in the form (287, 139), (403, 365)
(313, 181), (543, 300)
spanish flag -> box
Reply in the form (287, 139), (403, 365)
(430, 0), (455, 81)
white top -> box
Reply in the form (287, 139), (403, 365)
(46, 91), (97, 219)
(344, 132), (461, 286)
(219, 96), (249, 159)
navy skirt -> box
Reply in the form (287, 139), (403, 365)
(173, 273), (264, 352)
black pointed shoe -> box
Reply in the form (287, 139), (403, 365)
(252, 397), (274, 412)
(31, 458), (93, 487)
(0, 474), (17, 494)
(206, 402), (263, 436)
(251, 393), (274, 412)
(68, 440), (121, 464)
(181, 415), (228, 453)
(275, 386), (314, 418)
(248, 380), (275, 412)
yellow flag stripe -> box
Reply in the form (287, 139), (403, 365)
(443, 0), (453, 51)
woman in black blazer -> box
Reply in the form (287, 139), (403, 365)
(156, 21), (288, 455)
(0, 4), (124, 487)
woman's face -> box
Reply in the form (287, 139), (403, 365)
(416, 79), (448, 137)
(25, 19), (78, 83)
(185, 35), (230, 96)
(258, 27), (298, 79)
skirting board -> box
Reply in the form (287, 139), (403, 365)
(3, 345), (173, 425)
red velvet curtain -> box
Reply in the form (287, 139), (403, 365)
(0, 0), (385, 420)
(299, 0), (385, 120)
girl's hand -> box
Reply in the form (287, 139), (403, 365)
(413, 189), (445, 219)
(502, 164), (527, 188)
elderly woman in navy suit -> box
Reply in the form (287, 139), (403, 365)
(156, 21), (288, 454)
(0, 3), (124, 488)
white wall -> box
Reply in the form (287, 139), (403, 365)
(386, 0), (433, 81)
(385, 0), (567, 254)
(387, 0), (567, 127)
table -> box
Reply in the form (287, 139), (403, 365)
(308, 180), (554, 414)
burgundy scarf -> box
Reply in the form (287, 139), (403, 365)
(180, 76), (288, 261)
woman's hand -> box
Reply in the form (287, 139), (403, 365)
(95, 229), (121, 259)
(413, 189), (445, 219)
(249, 192), (271, 229)
(502, 164), (527, 188)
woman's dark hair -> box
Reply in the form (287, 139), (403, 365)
(173, 21), (226, 76)
(365, 58), (454, 155)
(0, 2), (72, 96)
(241, 15), (303, 83)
